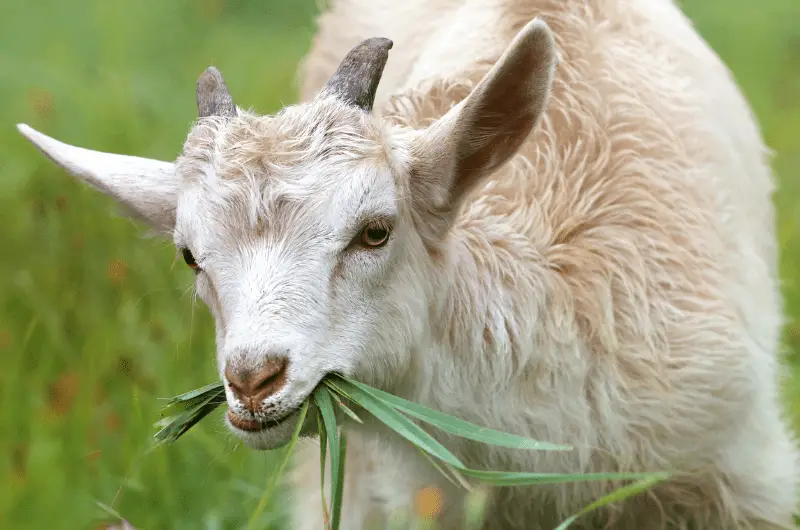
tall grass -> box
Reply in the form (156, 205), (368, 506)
(1, 0), (798, 528)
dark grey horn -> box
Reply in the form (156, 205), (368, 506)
(196, 66), (237, 118)
(319, 37), (393, 112)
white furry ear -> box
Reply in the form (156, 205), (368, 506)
(17, 123), (179, 233)
(410, 18), (557, 236)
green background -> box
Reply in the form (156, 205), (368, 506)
(0, 0), (798, 528)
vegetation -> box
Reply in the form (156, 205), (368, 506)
(155, 376), (669, 529)
(0, 0), (798, 528)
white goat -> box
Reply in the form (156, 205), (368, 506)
(17, 0), (799, 528)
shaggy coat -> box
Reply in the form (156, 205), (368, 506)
(15, 0), (798, 529)
(290, 0), (799, 529)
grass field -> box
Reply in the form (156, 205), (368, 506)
(1, 0), (798, 528)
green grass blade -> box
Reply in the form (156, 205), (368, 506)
(459, 469), (670, 487)
(245, 400), (309, 530)
(158, 393), (225, 418)
(554, 473), (671, 530)
(152, 391), (225, 445)
(333, 393), (363, 424)
(332, 431), (347, 530)
(315, 387), (342, 530)
(336, 376), (572, 452)
(93, 500), (126, 522)
(327, 377), (668, 496)
(325, 380), (465, 469)
(152, 376), (669, 529)
(415, 445), (474, 491)
(152, 381), (228, 446)
(415, 445), (460, 488)
(159, 381), (226, 406)
(318, 414), (329, 529)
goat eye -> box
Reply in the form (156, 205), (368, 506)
(182, 248), (199, 270)
(359, 223), (391, 248)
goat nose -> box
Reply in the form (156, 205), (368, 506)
(224, 357), (289, 412)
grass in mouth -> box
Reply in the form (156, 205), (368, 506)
(153, 374), (670, 530)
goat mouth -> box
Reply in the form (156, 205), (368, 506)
(226, 409), (293, 433)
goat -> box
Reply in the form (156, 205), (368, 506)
(17, 0), (798, 528)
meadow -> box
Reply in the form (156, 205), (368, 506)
(0, 0), (798, 528)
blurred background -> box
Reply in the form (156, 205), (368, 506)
(0, 0), (798, 528)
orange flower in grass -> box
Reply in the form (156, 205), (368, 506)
(48, 371), (80, 417)
(107, 259), (127, 284)
(415, 485), (444, 519)
(106, 410), (121, 432)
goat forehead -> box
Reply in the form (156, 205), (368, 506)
(174, 103), (398, 246)
(179, 100), (385, 175)
(176, 154), (398, 249)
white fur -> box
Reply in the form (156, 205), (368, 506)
(17, 1), (799, 528)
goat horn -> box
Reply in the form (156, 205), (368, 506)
(197, 66), (237, 118)
(16, 123), (178, 231)
(319, 37), (393, 112)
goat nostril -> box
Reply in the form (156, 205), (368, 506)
(224, 365), (245, 396)
(251, 357), (288, 397)
(256, 358), (287, 384)
(254, 371), (277, 392)
(225, 357), (289, 407)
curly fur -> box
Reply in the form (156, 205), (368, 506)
(290, 0), (799, 529)
(17, 0), (799, 528)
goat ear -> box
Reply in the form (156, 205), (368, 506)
(410, 18), (557, 232)
(17, 124), (179, 233)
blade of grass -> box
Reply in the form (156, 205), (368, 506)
(152, 391), (225, 445)
(335, 376), (572, 452)
(94, 500), (126, 521)
(318, 414), (330, 530)
(332, 393), (363, 424)
(331, 378), (669, 487)
(458, 469), (671, 487)
(327, 379), (669, 492)
(315, 387), (343, 530)
(420, 448), (460, 488)
(152, 382), (227, 446)
(158, 381), (226, 406)
(158, 392), (222, 417)
(324, 380), (465, 468)
(332, 431), (347, 530)
(245, 400), (309, 530)
(554, 473), (671, 530)
(415, 445), (474, 491)
(154, 400), (218, 439)
(154, 376), (669, 530)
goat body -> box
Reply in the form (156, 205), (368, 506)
(291, 1), (799, 528)
(16, 0), (798, 528)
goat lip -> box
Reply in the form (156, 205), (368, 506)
(227, 409), (290, 433)
(227, 410), (264, 432)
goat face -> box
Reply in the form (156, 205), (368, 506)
(171, 99), (430, 449)
(16, 18), (557, 449)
